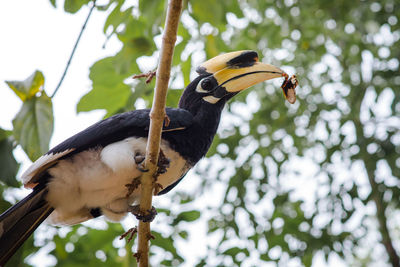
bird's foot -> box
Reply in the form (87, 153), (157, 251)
(134, 252), (141, 262)
(155, 149), (170, 176)
(163, 114), (171, 127)
(125, 177), (141, 197)
(134, 153), (149, 172)
(153, 182), (164, 195)
(129, 205), (157, 222)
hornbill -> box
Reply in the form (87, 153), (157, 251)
(0, 50), (297, 265)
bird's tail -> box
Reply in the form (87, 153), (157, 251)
(0, 184), (54, 266)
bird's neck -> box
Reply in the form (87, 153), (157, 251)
(193, 101), (224, 135)
(171, 100), (225, 164)
(180, 97), (225, 134)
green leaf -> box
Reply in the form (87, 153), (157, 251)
(173, 210), (201, 224)
(12, 92), (54, 161)
(151, 231), (183, 261)
(178, 230), (189, 240)
(64, 0), (90, 13)
(181, 54), (192, 86)
(49, 0), (56, 7)
(51, 223), (127, 266)
(77, 83), (131, 116)
(103, 3), (132, 34)
(260, 252), (272, 261)
(77, 57), (132, 116)
(0, 129), (19, 187)
(166, 89), (183, 108)
(191, 0), (224, 25)
(222, 247), (250, 257)
(5, 70), (44, 101)
(139, 0), (166, 31)
(160, 259), (173, 266)
(0, 128), (9, 141)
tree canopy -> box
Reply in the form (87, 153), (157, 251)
(1, 0), (399, 266)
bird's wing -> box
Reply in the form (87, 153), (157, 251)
(22, 108), (194, 187)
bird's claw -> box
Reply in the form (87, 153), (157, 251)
(135, 154), (149, 172)
(129, 205), (157, 222)
(153, 183), (164, 195)
(125, 177), (141, 197)
(156, 149), (170, 176)
(137, 164), (149, 173)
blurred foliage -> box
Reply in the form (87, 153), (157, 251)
(1, 0), (399, 266)
(0, 129), (19, 187)
(5, 70), (54, 161)
(51, 224), (128, 266)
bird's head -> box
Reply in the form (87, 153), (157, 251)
(179, 50), (297, 114)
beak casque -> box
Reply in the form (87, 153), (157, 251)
(196, 50), (259, 75)
(197, 50), (285, 93)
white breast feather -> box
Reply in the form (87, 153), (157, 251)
(44, 137), (191, 225)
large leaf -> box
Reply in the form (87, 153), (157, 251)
(103, 2), (133, 35)
(0, 129), (19, 187)
(77, 83), (131, 116)
(5, 70), (44, 102)
(77, 57), (132, 116)
(12, 92), (54, 161)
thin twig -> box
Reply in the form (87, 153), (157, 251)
(51, 0), (96, 98)
(132, 70), (157, 84)
(136, 0), (183, 266)
(120, 227), (138, 243)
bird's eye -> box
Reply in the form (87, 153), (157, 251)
(201, 79), (212, 90)
(196, 78), (213, 93)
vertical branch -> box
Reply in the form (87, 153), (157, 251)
(364, 158), (399, 267)
(137, 0), (183, 266)
(51, 0), (96, 98)
(353, 87), (399, 267)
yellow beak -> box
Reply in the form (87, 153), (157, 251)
(213, 62), (284, 93)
